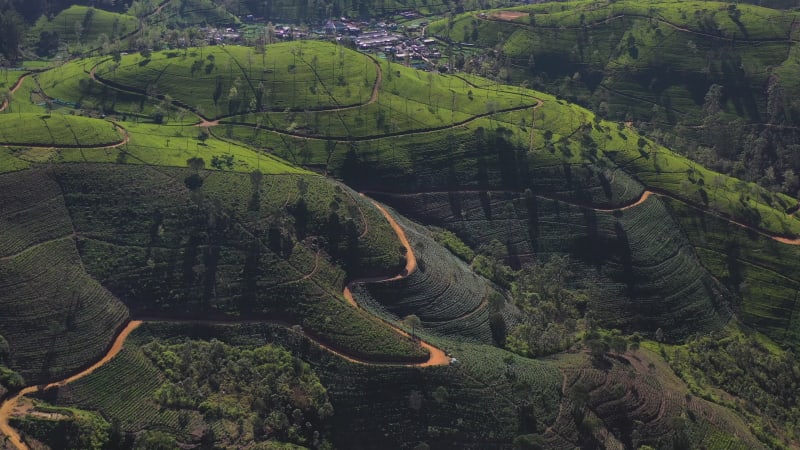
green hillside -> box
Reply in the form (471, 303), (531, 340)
(429, 0), (800, 195)
(13, 40), (800, 348)
(2, 32), (800, 448)
(432, 0), (799, 125)
(0, 114), (124, 147)
(29, 6), (138, 50)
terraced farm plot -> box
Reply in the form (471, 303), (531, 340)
(375, 190), (729, 340)
(352, 212), (520, 344)
(41, 345), (170, 432)
(220, 51), (539, 140)
(0, 238), (129, 384)
(49, 163), (425, 363)
(0, 170), (73, 257)
(664, 197), (800, 346)
(0, 114), (123, 147)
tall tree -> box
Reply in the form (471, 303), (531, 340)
(0, 7), (25, 62)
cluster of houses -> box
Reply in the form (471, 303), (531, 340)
(201, 26), (242, 44)
(384, 37), (442, 66)
(321, 17), (442, 67)
(204, 11), (444, 69)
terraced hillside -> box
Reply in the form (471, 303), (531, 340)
(8, 40), (800, 348)
(546, 349), (763, 449)
(0, 169), (129, 384)
(0, 162), (442, 387)
(372, 189), (730, 341)
(351, 213), (523, 344)
(24, 321), (564, 448)
(432, 0), (800, 126)
(2, 35), (800, 448)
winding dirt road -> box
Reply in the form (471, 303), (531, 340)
(0, 74), (29, 113)
(343, 198), (448, 367)
(0, 321), (142, 450)
(0, 196), (449, 449)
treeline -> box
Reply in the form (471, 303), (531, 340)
(0, 0), (119, 62)
(644, 99), (800, 200)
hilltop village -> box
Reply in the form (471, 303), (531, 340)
(200, 11), (443, 70)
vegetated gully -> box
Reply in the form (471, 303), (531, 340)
(0, 197), (447, 450)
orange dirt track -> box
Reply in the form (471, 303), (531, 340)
(0, 198), (450, 449)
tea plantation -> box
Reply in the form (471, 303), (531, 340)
(0, 26), (798, 448)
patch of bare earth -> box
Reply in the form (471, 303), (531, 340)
(490, 11), (528, 21)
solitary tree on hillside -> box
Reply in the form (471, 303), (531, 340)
(403, 314), (422, 339)
(187, 156), (205, 171)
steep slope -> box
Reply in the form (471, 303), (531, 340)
(373, 190), (730, 341)
(433, 0), (799, 126)
(0, 169), (129, 384)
